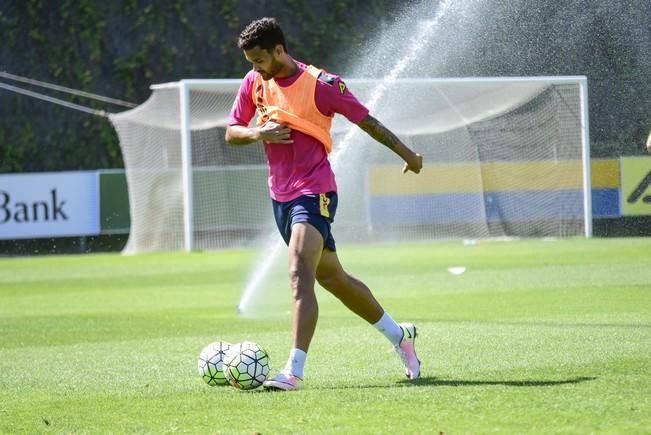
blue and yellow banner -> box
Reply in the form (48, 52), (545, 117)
(368, 159), (621, 225)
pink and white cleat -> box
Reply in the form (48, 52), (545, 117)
(395, 322), (421, 379)
(263, 370), (303, 391)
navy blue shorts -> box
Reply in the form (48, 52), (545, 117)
(272, 192), (338, 251)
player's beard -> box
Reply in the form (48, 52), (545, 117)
(258, 58), (284, 81)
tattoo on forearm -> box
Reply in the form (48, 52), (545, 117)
(358, 115), (403, 153)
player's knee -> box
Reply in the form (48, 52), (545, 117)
(288, 265), (315, 299)
(316, 271), (346, 294)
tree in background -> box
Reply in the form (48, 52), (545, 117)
(1, 0), (650, 173)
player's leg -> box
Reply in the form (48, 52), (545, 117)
(264, 222), (323, 391)
(316, 249), (421, 379)
(287, 222), (323, 354)
(315, 249), (383, 323)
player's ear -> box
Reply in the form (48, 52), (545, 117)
(274, 44), (284, 56)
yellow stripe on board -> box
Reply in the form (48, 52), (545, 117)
(591, 159), (619, 188)
(481, 161), (584, 192)
(369, 159), (619, 196)
(368, 163), (483, 195)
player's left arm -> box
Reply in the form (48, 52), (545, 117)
(357, 114), (423, 174)
(318, 72), (421, 173)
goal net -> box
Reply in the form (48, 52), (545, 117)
(109, 76), (590, 254)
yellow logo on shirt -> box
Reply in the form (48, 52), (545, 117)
(338, 81), (347, 95)
(319, 193), (330, 218)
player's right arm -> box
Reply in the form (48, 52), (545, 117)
(226, 122), (293, 145)
(225, 71), (293, 145)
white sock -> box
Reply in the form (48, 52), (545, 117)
(373, 311), (403, 346)
(284, 348), (307, 379)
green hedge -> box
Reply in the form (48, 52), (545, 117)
(1, 0), (650, 174)
(0, 0), (402, 173)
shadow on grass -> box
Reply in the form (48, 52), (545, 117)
(417, 319), (651, 330)
(397, 376), (596, 387)
(311, 376), (596, 391)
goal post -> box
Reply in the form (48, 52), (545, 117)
(579, 77), (592, 237)
(150, 79), (244, 252)
(109, 75), (591, 254)
(179, 81), (193, 252)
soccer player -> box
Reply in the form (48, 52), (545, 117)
(226, 17), (423, 391)
(647, 130), (651, 153)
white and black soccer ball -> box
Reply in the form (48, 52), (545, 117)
(222, 342), (270, 390)
(198, 341), (231, 386)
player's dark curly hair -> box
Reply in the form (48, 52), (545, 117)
(238, 17), (287, 52)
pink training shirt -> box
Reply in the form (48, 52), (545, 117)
(228, 61), (370, 202)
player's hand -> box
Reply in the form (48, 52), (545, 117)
(402, 152), (423, 174)
(258, 121), (293, 144)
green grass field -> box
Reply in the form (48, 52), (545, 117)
(1, 238), (650, 434)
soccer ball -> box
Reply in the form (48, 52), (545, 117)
(198, 341), (231, 386)
(222, 342), (270, 390)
